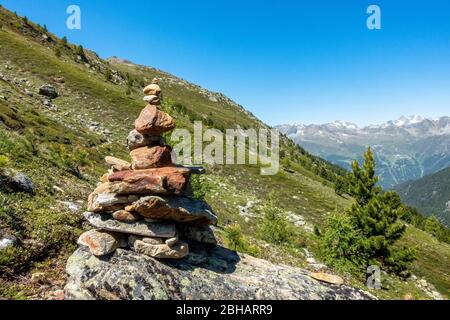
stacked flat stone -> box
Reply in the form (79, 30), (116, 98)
(78, 78), (217, 259)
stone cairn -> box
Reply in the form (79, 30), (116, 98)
(77, 78), (218, 259)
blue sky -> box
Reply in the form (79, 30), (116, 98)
(1, 0), (450, 126)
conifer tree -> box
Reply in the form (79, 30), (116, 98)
(321, 147), (416, 275)
(348, 147), (380, 205)
(258, 192), (291, 244)
(76, 45), (84, 56)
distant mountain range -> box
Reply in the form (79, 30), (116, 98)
(394, 167), (450, 226)
(276, 115), (450, 189)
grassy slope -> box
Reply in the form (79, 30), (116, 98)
(0, 8), (448, 300)
(395, 167), (450, 226)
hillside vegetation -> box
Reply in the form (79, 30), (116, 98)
(0, 6), (449, 300)
(395, 167), (450, 226)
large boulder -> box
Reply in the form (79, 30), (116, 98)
(0, 169), (34, 194)
(125, 196), (218, 225)
(65, 246), (376, 300)
(38, 84), (58, 99)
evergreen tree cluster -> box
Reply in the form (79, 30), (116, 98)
(333, 151), (450, 245)
(321, 148), (416, 276)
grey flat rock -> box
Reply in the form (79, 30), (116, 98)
(84, 212), (176, 238)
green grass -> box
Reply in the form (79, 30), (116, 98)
(398, 227), (450, 297)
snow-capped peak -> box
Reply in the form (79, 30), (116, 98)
(393, 115), (425, 127)
(330, 120), (358, 129)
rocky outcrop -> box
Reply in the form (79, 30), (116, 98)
(65, 246), (376, 300)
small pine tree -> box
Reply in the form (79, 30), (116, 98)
(190, 175), (209, 200)
(257, 192), (291, 244)
(43, 24), (48, 32)
(61, 36), (68, 45)
(75, 45), (84, 56)
(224, 224), (246, 251)
(75, 44), (88, 62)
(22, 16), (28, 24)
(319, 212), (366, 272)
(348, 191), (407, 261)
(224, 224), (259, 255)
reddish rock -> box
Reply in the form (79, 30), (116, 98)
(125, 196), (217, 225)
(112, 210), (140, 222)
(52, 290), (65, 301)
(87, 183), (138, 212)
(77, 230), (119, 256)
(108, 167), (190, 195)
(130, 145), (174, 170)
(135, 105), (175, 135)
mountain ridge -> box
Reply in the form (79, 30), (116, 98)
(395, 166), (450, 226)
(276, 115), (450, 188)
(279, 115), (450, 133)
